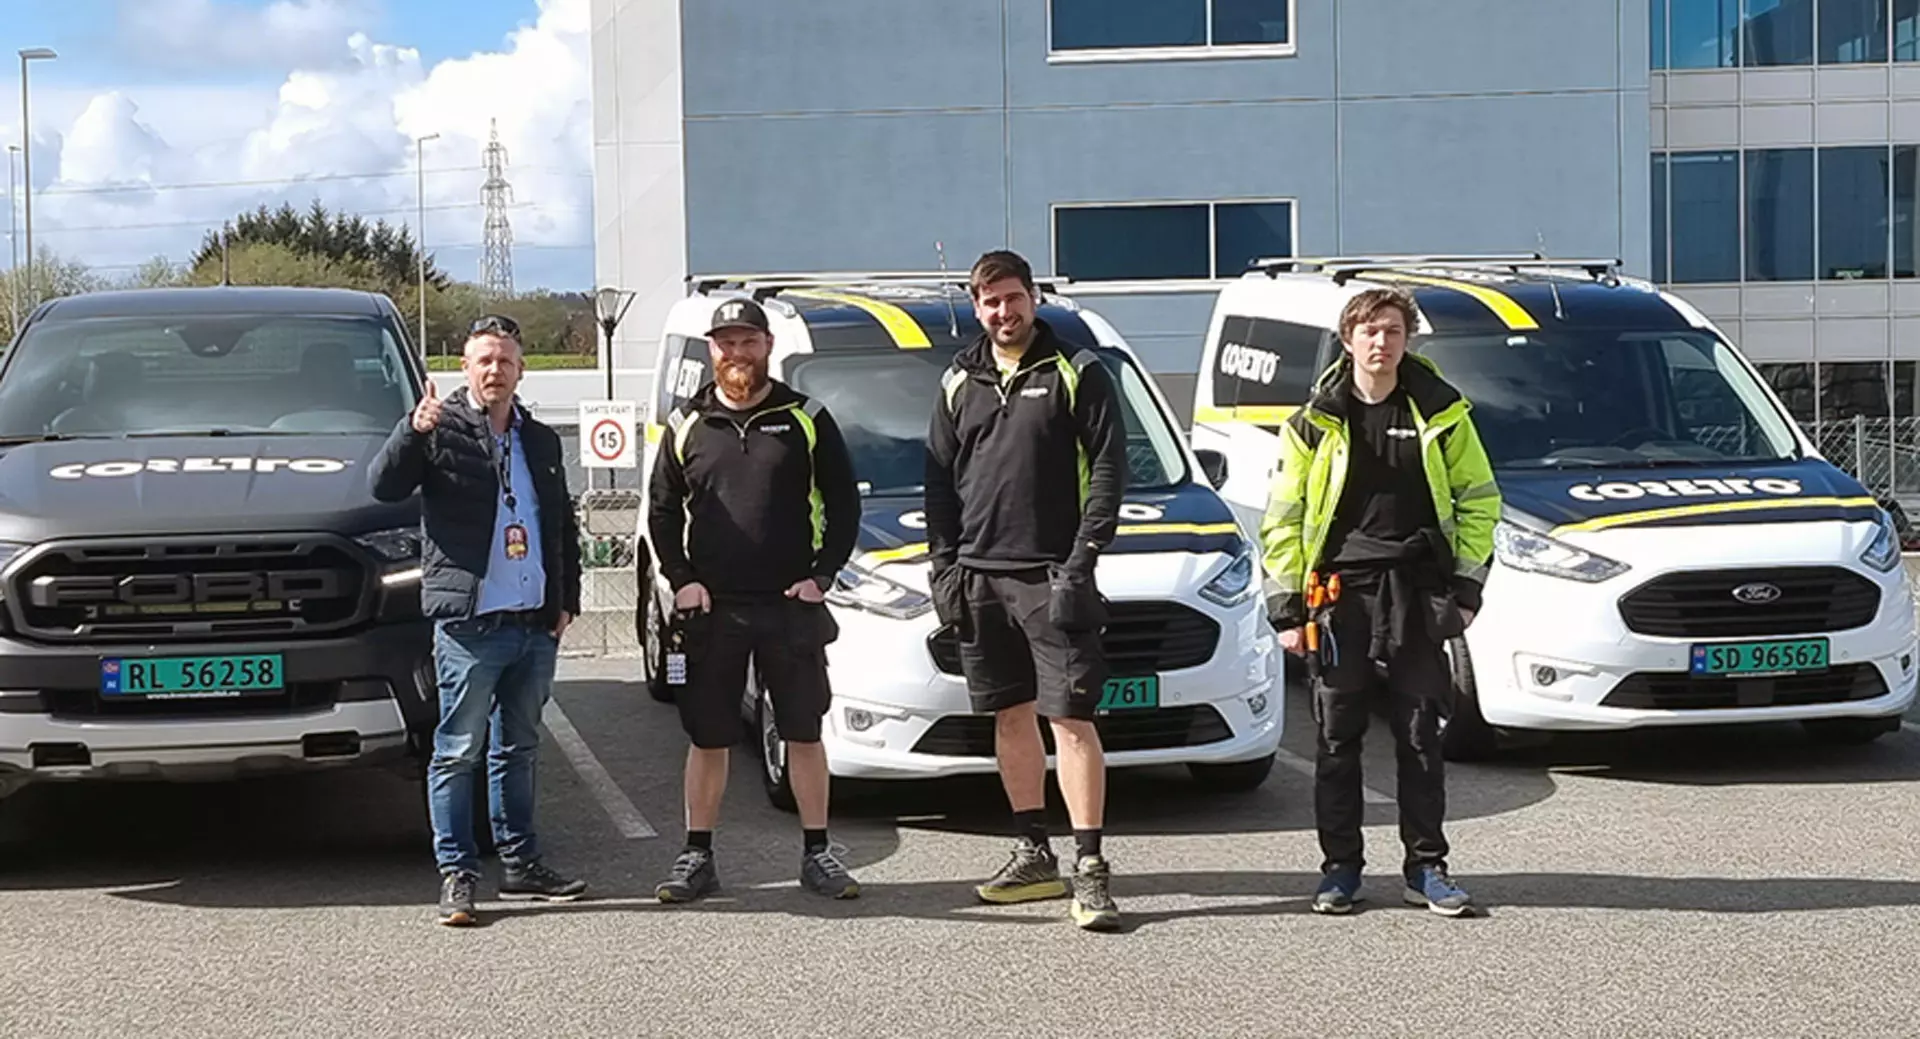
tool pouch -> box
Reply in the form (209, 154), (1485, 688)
(1047, 562), (1108, 633)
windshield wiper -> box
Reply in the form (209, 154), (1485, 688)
(124, 428), (291, 438)
(0, 432), (113, 445)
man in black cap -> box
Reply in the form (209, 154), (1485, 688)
(646, 297), (864, 902)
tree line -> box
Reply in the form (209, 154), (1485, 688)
(0, 200), (597, 359)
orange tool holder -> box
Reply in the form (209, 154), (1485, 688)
(1304, 572), (1323, 653)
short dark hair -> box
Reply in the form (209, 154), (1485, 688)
(1338, 287), (1421, 344)
(969, 249), (1035, 299)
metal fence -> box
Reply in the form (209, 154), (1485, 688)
(1810, 416), (1920, 501)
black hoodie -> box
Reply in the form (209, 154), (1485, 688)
(648, 378), (860, 597)
(925, 318), (1127, 573)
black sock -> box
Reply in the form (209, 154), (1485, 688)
(1074, 828), (1102, 861)
(1013, 809), (1049, 848)
(686, 829), (713, 851)
(804, 828), (829, 854)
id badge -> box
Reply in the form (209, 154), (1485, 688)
(504, 522), (529, 561)
(664, 621), (689, 686)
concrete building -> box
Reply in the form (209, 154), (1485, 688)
(589, 0), (1651, 405)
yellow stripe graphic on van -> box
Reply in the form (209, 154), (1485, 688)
(851, 523), (1243, 569)
(787, 289), (933, 349)
(1194, 404), (1296, 427)
(1551, 496), (1881, 536)
(1360, 272), (1540, 331)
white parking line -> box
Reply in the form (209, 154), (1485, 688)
(542, 700), (657, 839)
(1273, 747), (1395, 805)
(1902, 720), (1920, 735)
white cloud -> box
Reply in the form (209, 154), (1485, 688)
(8, 0), (594, 290)
(116, 0), (379, 73)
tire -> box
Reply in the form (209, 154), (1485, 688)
(756, 686), (799, 814)
(641, 581), (673, 704)
(1440, 636), (1501, 762)
(1803, 716), (1899, 745)
(1187, 753), (1276, 792)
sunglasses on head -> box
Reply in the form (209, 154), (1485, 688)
(469, 314), (521, 339)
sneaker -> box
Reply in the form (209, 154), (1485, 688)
(974, 838), (1067, 904)
(1068, 855), (1122, 932)
(655, 846), (720, 904)
(1403, 865), (1473, 917)
(800, 845), (861, 899)
(499, 860), (588, 902)
(1312, 868), (1363, 915)
(437, 871), (478, 927)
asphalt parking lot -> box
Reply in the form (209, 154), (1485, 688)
(4, 657), (1920, 1039)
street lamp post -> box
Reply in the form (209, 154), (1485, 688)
(17, 48), (55, 309)
(592, 287), (637, 490)
(415, 132), (439, 359)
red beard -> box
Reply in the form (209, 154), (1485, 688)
(717, 357), (766, 398)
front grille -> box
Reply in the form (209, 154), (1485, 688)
(5, 534), (374, 642)
(1601, 663), (1887, 710)
(927, 600), (1221, 675)
(1618, 567), (1881, 638)
(910, 705), (1234, 757)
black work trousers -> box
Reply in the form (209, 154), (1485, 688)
(1309, 576), (1452, 878)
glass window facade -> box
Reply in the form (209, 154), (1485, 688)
(1051, 0), (1290, 52)
(1054, 200), (1295, 281)
(1665, 151), (1742, 283)
(1747, 149), (1815, 282)
(1653, 0), (1920, 66)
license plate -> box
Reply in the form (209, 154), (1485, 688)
(100, 654), (285, 698)
(1689, 638), (1829, 677)
(1097, 675), (1159, 712)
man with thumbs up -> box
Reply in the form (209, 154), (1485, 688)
(373, 314), (587, 927)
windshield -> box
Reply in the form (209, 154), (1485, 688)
(784, 346), (1190, 496)
(0, 312), (417, 438)
(1414, 329), (1801, 470)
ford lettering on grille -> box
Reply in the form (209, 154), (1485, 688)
(28, 569), (345, 608)
(1731, 582), (1783, 605)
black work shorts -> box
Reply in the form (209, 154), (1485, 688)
(671, 596), (836, 750)
(953, 567), (1108, 721)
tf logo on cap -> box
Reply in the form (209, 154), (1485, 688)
(707, 298), (770, 337)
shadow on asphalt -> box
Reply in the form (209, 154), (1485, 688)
(1501, 722), (1920, 787)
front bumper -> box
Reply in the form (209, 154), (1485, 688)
(0, 621), (433, 789)
(814, 597), (1284, 780)
(1465, 547), (1919, 732)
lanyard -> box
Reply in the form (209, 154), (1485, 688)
(495, 416), (519, 513)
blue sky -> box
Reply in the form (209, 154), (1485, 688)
(0, 0), (594, 290)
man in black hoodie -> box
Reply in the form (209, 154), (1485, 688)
(647, 297), (864, 904)
(925, 250), (1128, 932)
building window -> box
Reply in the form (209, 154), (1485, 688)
(1670, 0), (1740, 67)
(1822, 0), (1889, 62)
(1747, 148), (1815, 281)
(1758, 362), (1817, 424)
(1819, 146), (1892, 279)
(1744, 0), (1814, 66)
(1822, 360), (1896, 419)
(1049, 0), (1294, 60)
(1653, 0), (1670, 68)
(1670, 151), (1741, 283)
(1053, 199), (1295, 282)
(1899, 0), (1920, 59)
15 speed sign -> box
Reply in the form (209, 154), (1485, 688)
(579, 400), (637, 469)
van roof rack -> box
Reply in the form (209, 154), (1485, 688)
(688, 270), (1067, 302)
(1247, 253), (1623, 285)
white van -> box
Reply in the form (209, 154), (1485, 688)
(1194, 254), (1918, 759)
(639, 273), (1283, 809)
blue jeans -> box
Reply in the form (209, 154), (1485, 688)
(428, 613), (558, 876)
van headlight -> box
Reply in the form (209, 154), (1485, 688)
(1493, 522), (1629, 583)
(1199, 542), (1257, 607)
(827, 564), (933, 620)
(1861, 512), (1901, 573)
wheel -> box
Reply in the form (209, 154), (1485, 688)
(641, 580), (673, 704)
(757, 686), (799, 813)
(1187, 753), (1276, 791)
(1440, 637), (1501, 762)
(1803, 716), (1899, 745)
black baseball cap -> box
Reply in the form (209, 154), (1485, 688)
(707, 297), (770, 336)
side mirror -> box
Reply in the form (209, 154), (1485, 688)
(1195, 448), (1229, 489)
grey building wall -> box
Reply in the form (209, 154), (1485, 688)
(670, 0), (1651, 374)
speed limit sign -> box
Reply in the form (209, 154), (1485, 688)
(579, 400), (637, 469)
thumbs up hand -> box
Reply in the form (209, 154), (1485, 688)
(412, 378), (443, 434)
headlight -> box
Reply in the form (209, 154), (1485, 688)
(356, 527), (422, 563)
(1199, 542), (1257, 607)
(1861, 511), (1902, 573)
(1493, 522), (1629, 583)
(826, 564), (933, 620)
(0, 541), (26, 598)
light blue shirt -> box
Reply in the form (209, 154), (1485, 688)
(476, 415), (547, 616)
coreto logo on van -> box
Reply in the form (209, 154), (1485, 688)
(1566, 477), (1802, 502)
(1218, 342), (1279, 385)
(50, 457), (354, 480)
